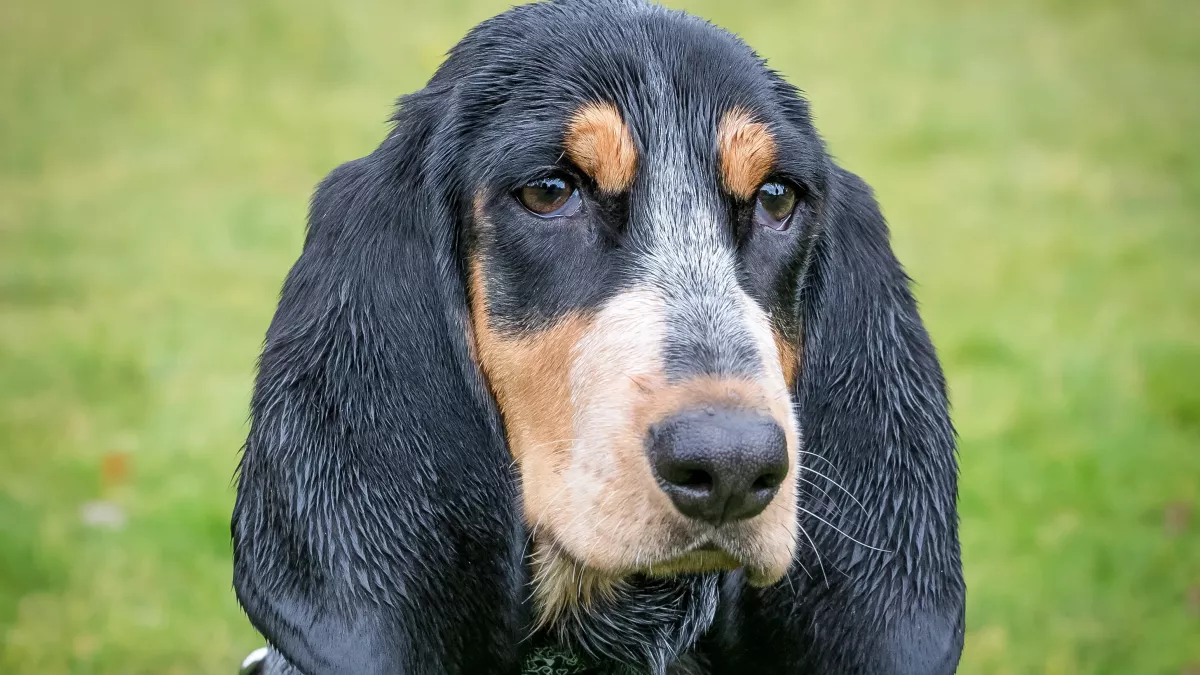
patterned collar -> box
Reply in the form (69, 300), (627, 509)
(522, 646), (593, 674)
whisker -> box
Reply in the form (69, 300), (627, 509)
(797, 465), (868, 513)
(795, 520), (828, 587)
(795, 449), (846, 480)
(794, 491), (842, 522)
(787, 557), (810, 586)
(794, 475), (839, 510)
(796, 505), (891, 553)
(625, 374), (653, 393)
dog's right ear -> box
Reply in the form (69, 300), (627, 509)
(232, 89), (526, 675)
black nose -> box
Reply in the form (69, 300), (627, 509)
(648, 408), (789, 526)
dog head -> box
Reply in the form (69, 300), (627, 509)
(235, 2), (854, 671)
(454, 5), (831, 613)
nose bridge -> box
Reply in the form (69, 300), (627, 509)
(635, 142), (764, 381)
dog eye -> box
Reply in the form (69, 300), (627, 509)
(754, 181), (797, 231)
(516, 175), (582, 218)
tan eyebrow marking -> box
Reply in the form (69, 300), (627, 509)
(717, 107), (777, 199)
(564, 102), (638, 194)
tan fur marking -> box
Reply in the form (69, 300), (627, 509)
(468, 262), (588, 469)
(773, 327), (799, 387)
(717, 107), (777, 199)
(565, 102), (638, 194)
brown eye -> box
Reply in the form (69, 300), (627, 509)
(516, 175), (581, 217)
(754, 181), (797, 231)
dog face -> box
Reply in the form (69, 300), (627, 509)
(454, 2), (829, 612)
(235, 2), (965, 669)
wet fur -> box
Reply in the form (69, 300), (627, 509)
(232, 1), (964, 673)
(549, 574), (720, 675)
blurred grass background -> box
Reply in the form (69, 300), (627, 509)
(1, 0), (1198, 672)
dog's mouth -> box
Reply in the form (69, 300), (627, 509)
(528, 497), (798, 630)
(534, 527), (786, 591)
(644, 533), (788, 587)
(645, 540), (740, 574)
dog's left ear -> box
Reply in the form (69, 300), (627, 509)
(232, 87), (526, 674)
(711, 166), (966, 674)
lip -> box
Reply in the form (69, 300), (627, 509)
(537, 530), (783, 583)
(640, 543), (743, 578)
(661, 537), (789, 586)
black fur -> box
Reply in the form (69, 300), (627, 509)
(547, 574), (720, 674)
(232, 1), (964, 673)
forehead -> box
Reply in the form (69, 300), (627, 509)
(445, 1), (819, 187)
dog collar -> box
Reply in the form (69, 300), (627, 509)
(522, 646), (593, 674)
(241, 646), (596, 675)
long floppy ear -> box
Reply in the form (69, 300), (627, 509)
(712, 167), (966, 673)
(232, 89), (526, 675)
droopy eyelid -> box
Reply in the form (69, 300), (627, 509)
(512, 163), (585, 191)
(763, 165), (823, 202)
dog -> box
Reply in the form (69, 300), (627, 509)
(232, 1), (965, 673)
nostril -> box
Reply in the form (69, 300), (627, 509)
(659, 465), (714, 492)
(677, 469), (714, 491)
(751, 469), (786, 491)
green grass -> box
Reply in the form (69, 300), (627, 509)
(1, 0), (1197, 672)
